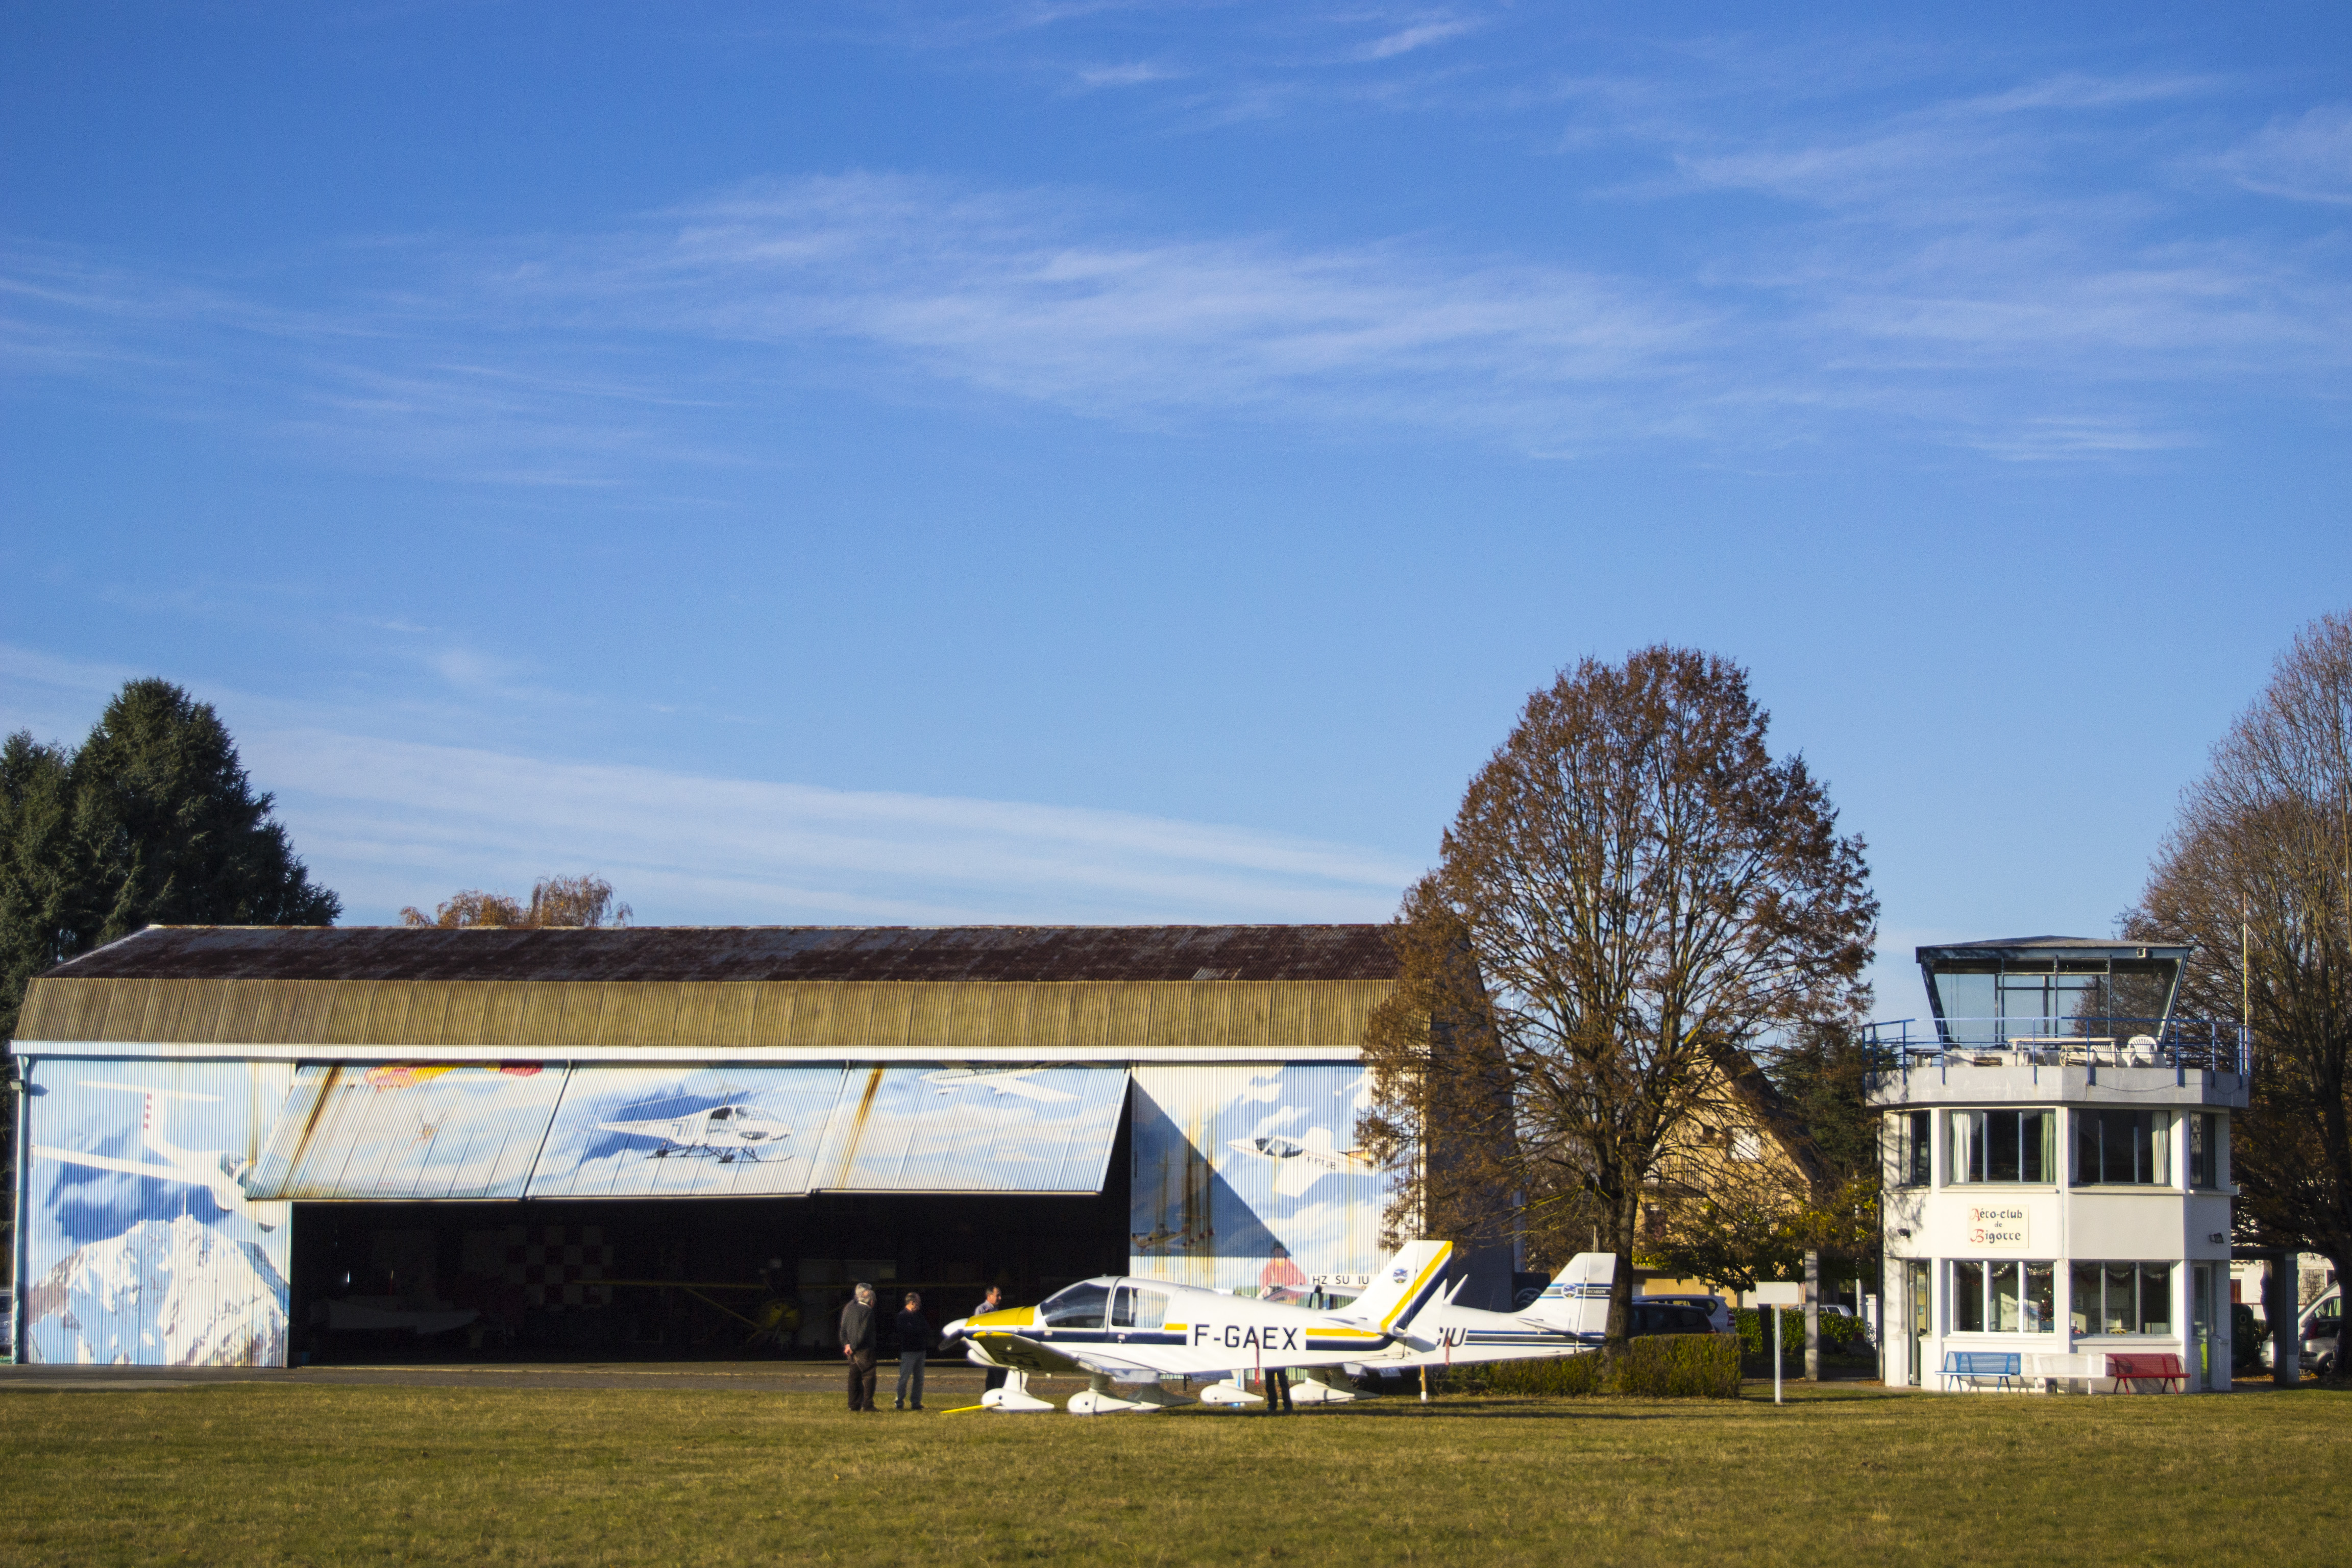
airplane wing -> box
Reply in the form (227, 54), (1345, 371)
(990, 1077), (1075, 1103)
(965, 1333), (1096, 1377)
(33, 1145), (183, 1182)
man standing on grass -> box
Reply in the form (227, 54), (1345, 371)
(969, 1284), (1007, 1392)
(840, 1283), (879, 1412)
(894, 1292), (935, 1411)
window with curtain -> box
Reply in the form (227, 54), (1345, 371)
(2072, 1110), (2171, 1185)
(1949, 1109), (2055, 1183)
(2069, 1262), (2174, 1335)
(1947, 1259), (2056, 1333)
(1953, 1261), (1985, 1332)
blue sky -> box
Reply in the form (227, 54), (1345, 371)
(4, 2), (2347, 1016)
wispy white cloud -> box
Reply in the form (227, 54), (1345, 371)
(567, 174), (1709, 441)
(252, 726), (1416, 925)
(2210, 104), (2352, 206)
(1352, 17), (1478, 63)
(1073, 60), (1183, 88)
(5, 57), (2346, 472)
(0, 643), (1415, 927)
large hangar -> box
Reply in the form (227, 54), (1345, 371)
(6, 924), (1413, 1367)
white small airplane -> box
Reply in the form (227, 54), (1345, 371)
(1377, 1250), (1619, 1370)
(31, 1082), (276, 1229)
(596, 1102), (790, 1162)
(919, 1066), (1074, 1102)
(940, 1240), (1613, 1414)
(1225, 1125), (1376, 1196)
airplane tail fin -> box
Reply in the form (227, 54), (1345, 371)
(1522, 1252), (1617, 1338)
(1342, 1240), (1453, 1333)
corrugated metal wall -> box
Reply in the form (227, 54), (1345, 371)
(18, 1058), (295, 1366)
(807, 1066), (1128, 1193)
(247, 1063), (565, 1199)
(525, 1065), (851, 1198)
(1128, 1063), (1392, 1296)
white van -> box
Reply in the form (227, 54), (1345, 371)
(2258, 1284), (2340, 1376)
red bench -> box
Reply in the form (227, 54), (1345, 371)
(2106, 1353), (2187, 1393)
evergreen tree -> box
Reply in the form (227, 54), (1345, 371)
(0, 679), (340, 1040)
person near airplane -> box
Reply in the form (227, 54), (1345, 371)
(965, 1284), (1007, 1392)
(839, 1283), (880, 1411)
(894, 1292), (936, 1411)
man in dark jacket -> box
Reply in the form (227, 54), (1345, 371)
(894, 1292), (936, 1410)
(839, 1283), (879, 1411)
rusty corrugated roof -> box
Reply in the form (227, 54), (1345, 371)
(39, 924), (1401, 985)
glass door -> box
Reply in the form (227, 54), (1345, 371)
(1908, 1260), (1932, 1387)
(2192, 1264), (2217, 1390)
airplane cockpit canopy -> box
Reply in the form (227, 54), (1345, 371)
(1040, 1279), (1115, 1328)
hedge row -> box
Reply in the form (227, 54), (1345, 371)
(1470, 1333), (1742, 1399)
(1732, 1307), (1869, 1356)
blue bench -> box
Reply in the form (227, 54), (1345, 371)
(1941, 1351), (2021, 1391)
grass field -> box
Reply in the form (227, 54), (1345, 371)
(2, 1381), (2343, 1567)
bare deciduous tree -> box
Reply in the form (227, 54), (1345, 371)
(1358, 647), (1876, 1362)
(400, 874), (632, 929)
(2128, 610), (2352, 1374)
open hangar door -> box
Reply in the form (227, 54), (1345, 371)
(285, 1093), (1134, 1364)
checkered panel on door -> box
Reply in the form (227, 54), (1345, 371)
(500, 1224), (614, 1309)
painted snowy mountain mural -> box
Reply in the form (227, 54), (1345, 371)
(20, 1059), (294, 1366)
(23, 1215), (290, 1365)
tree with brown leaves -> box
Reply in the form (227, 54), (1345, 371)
(400, 874), (632, 929)
(2127, 610), (2352, 1377)
(1358, 647), (1876, 1364)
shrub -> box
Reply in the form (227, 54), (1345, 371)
(1473, 1354), (1606, 1396)
(1620, 1332), (1743, 1397)
(1733, 1307), (1867, 1356)
(2232, 1304), (2267, 1373)
(1468, 1334), (1741, 1399)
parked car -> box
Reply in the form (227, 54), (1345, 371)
(1636, 1292), (1734, 1334)
(1629, 1301), (1720, 1336)
(2257, 1284), (2340, 1375)
(2304, 1288), (2341, 1377)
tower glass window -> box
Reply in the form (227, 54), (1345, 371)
(1950, 1109), (2055, 1183)
(2187, 1112), (2224, 1189)
(1890, 1110), (1931, 1186)
(2070, 1262), (2174, 1335)
(2073, 1110), (2171, 1186)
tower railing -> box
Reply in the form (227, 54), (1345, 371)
(1859, 1018), (2248, 1075)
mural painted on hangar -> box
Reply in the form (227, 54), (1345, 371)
(526, 1065), (851, 1197)
(246, 1062), (568, 1200)
(1128, 1064), (1393, 1300)
(18, 1058), (294, 1366)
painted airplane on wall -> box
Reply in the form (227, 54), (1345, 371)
(939, 1241), (1614, 1414)
(919, 1066), (1075, 1102)
(30, 1082), (276, 1228)
(596, 1102), (790, 1161)
(1224, 1126), (1377, 1195)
